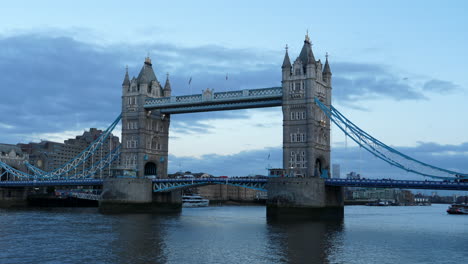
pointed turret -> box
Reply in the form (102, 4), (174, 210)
(137, 56), (158, 86)
(122, 66), (130, 86)
(163, 73), (172, 97)
(323, 53), (331, 74)
(282, 45), (291, 69)
(323, 53), (332, 85)
(298, 31), (316, 66)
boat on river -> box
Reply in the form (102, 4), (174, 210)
(182, 194), (209, 207)
(446, 204), (468, 214)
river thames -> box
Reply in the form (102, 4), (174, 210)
(0, 204), (466, 264)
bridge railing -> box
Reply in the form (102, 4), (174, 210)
(325, 178), (468, 190)
(152, 178), (268, 183)
(214, 90), (244, 99)
(145, 87), (282, 108)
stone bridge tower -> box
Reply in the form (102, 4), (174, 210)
(281, 33), (332, 178)
(121, 57), (171, 178)
(267, 34), (342, 220)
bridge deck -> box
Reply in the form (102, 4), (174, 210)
(325, 178), (468, 191)
(144, 87), (282, 114)
(1, 178), (467, 191)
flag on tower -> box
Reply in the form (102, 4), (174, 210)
(225, 73), (228, 80)
(188, 76), (192, 85)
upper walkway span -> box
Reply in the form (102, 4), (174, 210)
(144, 87), (282, 114)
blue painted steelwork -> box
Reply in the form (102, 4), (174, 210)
(0, 160), (33, 179)
(314, 98), (468, 180)
(38, 114), (122, 179)
(152, 178), (268, 192)
(159, 100), (283, 114)
(25, 162), (46, 176)
(0, 115), (122, 180)
(64, 146), (121, 179)
(144, 87), (282, 114)
(0, 179), (103, 187)
(1, 178), (467, 191)
(325, 178), (468, 191)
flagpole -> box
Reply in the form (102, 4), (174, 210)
(188, 76), (192, 94)
(225, 73), (228, 92)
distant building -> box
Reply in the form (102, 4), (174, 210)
(18, 128), (120, 178)
(0, 143), (28, 180)
(346, 187), (414, 205)
(346, 171), (361, 179)
(332, 164), (341, 178)
(195, 184), (266, 202)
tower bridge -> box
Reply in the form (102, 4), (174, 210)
(1, 34), (467, 218)
(106, 33), (340, 217)
(120, 33), (332, 181)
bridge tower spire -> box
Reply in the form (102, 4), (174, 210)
(120, 56), (170, 178)
(323, 52), (332, 85)
(163, 73), (172, 97)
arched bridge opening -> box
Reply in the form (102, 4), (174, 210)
(144, 162), (157, 177)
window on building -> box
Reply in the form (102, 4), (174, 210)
(295, 81), (301, 91)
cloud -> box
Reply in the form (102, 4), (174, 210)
(168, 146), (282, 176)
(0, 34), (279, 144)
(170, 120), (215, 135)
(332, 142), (468, 179)
(332, 62), (426, 101)
(0, 34), (122, 140)
(422, 79), (460, 93)
(0, 32), (461, 145)
(168, 142), (468, 180)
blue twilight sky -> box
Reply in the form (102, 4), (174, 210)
(0, 0), (467, 179)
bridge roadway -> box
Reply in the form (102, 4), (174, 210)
(0, 178), (467, 191)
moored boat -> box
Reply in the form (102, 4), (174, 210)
(182, 194), (209, 207)
(447, 204), (468, 214)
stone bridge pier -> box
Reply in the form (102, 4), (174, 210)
(99, 178), (181, 213)
(0, 187), (29, 207)
(266, 178), (344, 220)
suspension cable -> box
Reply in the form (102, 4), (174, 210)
(315, 98), (467, 180)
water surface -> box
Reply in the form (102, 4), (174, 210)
(0, 204), (466, 264)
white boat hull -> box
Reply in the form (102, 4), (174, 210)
(182, 195), (209, 207)
(183, 200), (209, 207)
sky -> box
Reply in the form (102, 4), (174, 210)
(0, 0), (467, 181)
